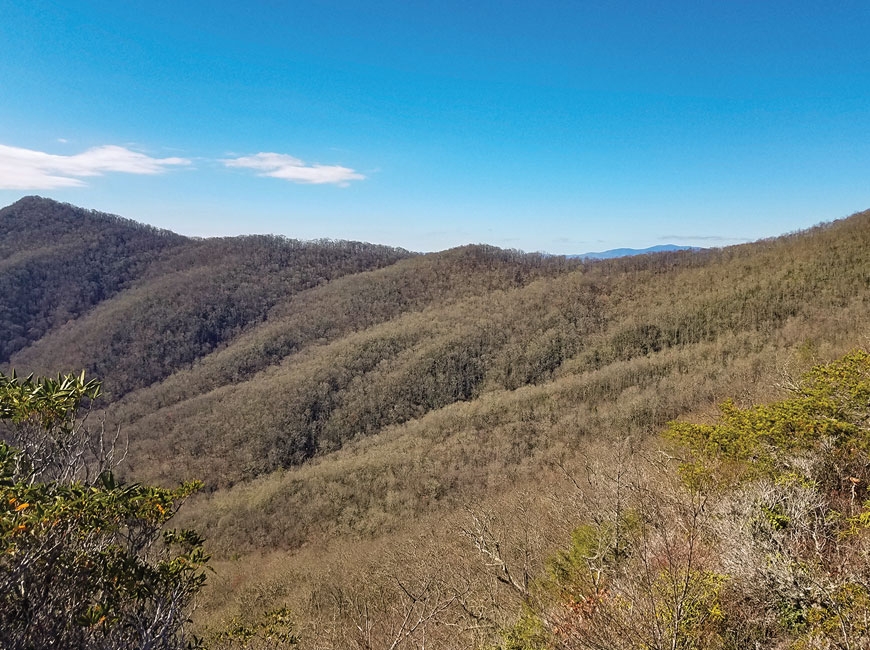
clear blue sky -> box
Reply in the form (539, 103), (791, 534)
(1, 0), (869, 253)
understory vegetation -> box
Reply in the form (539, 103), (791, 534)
(488, 350), (870, 650)
(0, 371), (208, 649)
(2, 196), (870, 648)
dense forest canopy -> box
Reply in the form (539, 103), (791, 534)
(0, 197), (413, 395)
(2, 196), (870, 649)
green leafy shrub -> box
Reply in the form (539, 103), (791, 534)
(209, 607), (300, 649)
(0, 371), (209, 650)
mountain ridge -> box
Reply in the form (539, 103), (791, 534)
(570, 243), (702, 259)
(3, 196), (870, 646)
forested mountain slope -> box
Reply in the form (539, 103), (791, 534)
(111, 210), (870, 489)
(169, 208), (869, 650)
(5, 196), (870, 494)
(4, 196), (870, 649)
(2, 197), (413, 396)
(0, 196), (186, 361)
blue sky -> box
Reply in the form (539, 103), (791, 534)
(1, 1), (869, 253)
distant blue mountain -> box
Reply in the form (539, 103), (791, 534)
(569, 244), (701, 260)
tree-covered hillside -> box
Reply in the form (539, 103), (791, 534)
(0, 196), (187, 362)
(111, 208), (870, 488)
(1, 197), (412, 397)
(2, 197), (870, 649)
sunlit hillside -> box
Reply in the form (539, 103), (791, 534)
(3, 196), (870, 649)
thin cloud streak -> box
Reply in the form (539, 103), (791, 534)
(661, 234), (753, 243)
(222, 152), (365, 186)
(0, 144), (190, 189)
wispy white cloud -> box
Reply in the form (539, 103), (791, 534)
(0, 144), (191, 190)
(661, 234), (752, 243)
(222, 152), (365, 186)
